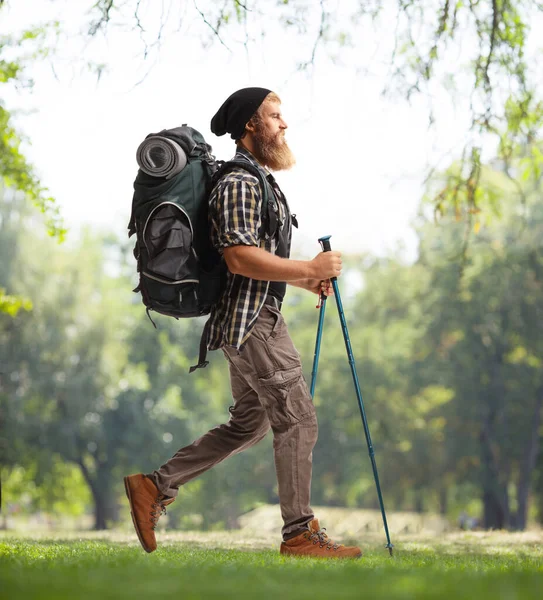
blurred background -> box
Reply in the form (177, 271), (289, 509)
(1, 0), (542, 535)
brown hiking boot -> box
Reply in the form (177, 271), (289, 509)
(280, 518), (362, 559)
(124, 473), (174, 553)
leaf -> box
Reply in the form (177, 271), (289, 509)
(0, 287), (33, 316)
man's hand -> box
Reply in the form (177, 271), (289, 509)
(309, 251), (342, 280)
(290, 278), (334, 296)
(306, 278), (334, 296)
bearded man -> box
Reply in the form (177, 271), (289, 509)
(124, 88), (362, 559)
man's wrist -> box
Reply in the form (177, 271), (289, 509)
(288, 278), (309, 289)
(305, 259), (317, 280)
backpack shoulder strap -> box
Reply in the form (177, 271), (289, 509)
(212, 159), (271, 239)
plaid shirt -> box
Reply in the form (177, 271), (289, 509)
(207, 147), (290, 350)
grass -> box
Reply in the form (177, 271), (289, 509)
(0, 529), (542, 599)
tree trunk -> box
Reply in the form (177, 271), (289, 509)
(76, 458), (119, 530)
(414, 492), (424, 514)
(513, 389), (543, 530)
(480, 413), (510, 529)
(482, 488), (508, 529)
(93, 466), (119, 530)
(91, 485), (119, 530)
(94, 493), (108, 530)
(439, 486), (448, 516)
(479, 351), (511, 529)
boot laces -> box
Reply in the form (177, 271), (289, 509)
(150, 496), (168, 530)
(309, 527), (342, 550)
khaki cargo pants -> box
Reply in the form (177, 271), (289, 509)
(149, 304), (318, 540)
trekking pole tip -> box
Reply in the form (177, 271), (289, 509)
(385, 543), (394, 557)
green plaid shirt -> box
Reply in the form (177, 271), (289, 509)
(207, 147), (289, 350)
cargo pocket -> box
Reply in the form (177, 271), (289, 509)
(251, 305), (283, 346)
(257, 367), (314, 428)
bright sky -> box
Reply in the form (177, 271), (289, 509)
(1, 1), (484, 262)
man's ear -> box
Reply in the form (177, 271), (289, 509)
(245, 119), (256, 133)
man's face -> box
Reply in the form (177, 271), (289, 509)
(250, 100), (296, 171)
(259, 100), (288, 140)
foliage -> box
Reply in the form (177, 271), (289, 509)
(0, 287), (31, 316)
(0, 189), (274, 529)
(1, 459), (91, 522)
(1, 533), (542, 600)
(415, 162), (543, 528)
(0, 16), (65, 242)
(84, 0), (543, 217)
(0, 6), (65, 318)
(0, 106), (65, 241)
(1, 146), (542, 531)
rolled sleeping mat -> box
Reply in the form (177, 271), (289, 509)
(136, 136), (187, 179)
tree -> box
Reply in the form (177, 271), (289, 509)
(292, 151), (542, 529)
(0, 9), (65, 240)
(414, 156), (543, 529)
(0, 3), (65, 316)
(0, 188), (275, 529)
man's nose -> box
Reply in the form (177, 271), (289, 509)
(280, 118), (288, 129)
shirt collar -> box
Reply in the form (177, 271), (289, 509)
(234, 146), (270, 175)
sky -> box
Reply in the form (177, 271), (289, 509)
(1, 0), (486, 262)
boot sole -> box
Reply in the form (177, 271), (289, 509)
(124, 476), (154, 553)
(280, 546), (362, 559)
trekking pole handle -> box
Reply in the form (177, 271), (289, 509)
(318, 235), (332, 253)
(315, 235), (333, 307)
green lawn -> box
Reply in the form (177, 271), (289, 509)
(0, 530), (542, 599)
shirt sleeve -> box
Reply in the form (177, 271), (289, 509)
(211, 175), (263, 252)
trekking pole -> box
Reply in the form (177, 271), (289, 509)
(319, 235), (394, 556)
(309, 268), (328, 398)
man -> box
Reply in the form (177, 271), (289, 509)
(124, 88), (362, 559)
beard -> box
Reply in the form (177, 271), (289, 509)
(252, 124), (296, 171)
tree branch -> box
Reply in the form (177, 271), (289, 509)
(193, 0), (231, 50)
(298, 0), (327, 70)
(88, 0), (115, 36)
(233, 0), (250, 11)
(483, 0), (499, 93)
(310, 0), (327, 66)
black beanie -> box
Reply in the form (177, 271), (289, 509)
(210, 87), (272, 140)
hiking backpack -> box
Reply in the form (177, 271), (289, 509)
(127, 125), (271, 361)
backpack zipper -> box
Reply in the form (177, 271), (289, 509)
(142, 271), (199, 285)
